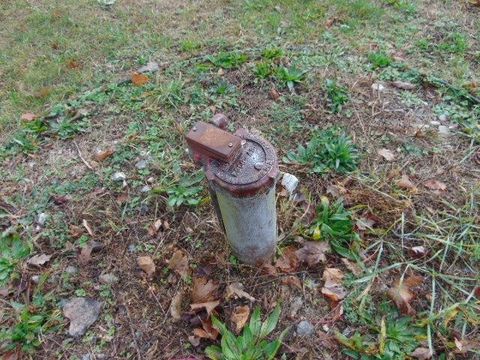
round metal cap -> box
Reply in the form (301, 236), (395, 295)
(207, 129), (278, 197)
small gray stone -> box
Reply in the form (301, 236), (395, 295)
(37, 213), (48, 226)
(112, 172), (126, 181)
(137, 61), (160, 74)
(281, 173), (299, 198)
(141, 185), (152, 193)
(99, 273), (119, 285)
(371, 83), (385, 92)
(31, 275), (40, 284)
(63, 297), (102, 337)
(135, 160), (148, 170)
(128, 244), (137, 253)
(438, 114), (448, 122)
(81, 355), (91, 360)
(65, 266), (78, 275)
(438, 125), (450, 136)
(296, 320), (315, 337)
(430, 120), (440, 126)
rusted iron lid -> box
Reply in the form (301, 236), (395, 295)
(186, 122), (242, 163)
(207, 128), (278, 197)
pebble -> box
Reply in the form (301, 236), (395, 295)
(63, 297), (102, 337)
(128, 244), (137, 253)
(371, 83), (385, 92)
(281, 173), (299, 198)
(31, 275), (40, 284)
(65, 266), (79, 275)
(141, 185), (152, 193)
(438, 125), (450, 136)
(438, 114), (448, 122)
(430, 120), (440, 126)
(112, 172), (126, 181)
(135, 160), (148, 170)
(296, 320), (315, 337)
(37, 213), (48, 226)
(99, 273), (119, 285)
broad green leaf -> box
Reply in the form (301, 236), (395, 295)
(259, 305), (281, 338)
(249, 307), (261, 337)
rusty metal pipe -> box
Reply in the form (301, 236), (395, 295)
(186, 118), (278, 265)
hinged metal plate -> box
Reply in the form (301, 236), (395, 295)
(186, 122), (242, 162)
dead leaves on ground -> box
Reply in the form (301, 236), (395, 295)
(131, 72), (149, 86)
(26, 253), (52, 267)
(231, 305), (250, 333)
(377, 148), (396, 161)
(137, 256), (156, 277)
(93, 148), (115, 162)
(295, 241), (330, 267)
(225, 282), (256, 302)
(424, 179), (447, 192)
(321, 268), (347, 303)
(387, 274), (423, 315)
(168, 250), (190, 280)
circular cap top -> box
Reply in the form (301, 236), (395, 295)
(207, 129), (278, 196)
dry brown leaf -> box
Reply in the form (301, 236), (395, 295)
(392, 81), (416, 90)
(21, 112), (37, 121)
(190, 300), (220, 316)
(454, 337), (480, 354)
(269, 88), (280, 101)
(424, 179), (447, 191)
(170, 291), (183, 320)
(260, 263), (277, 276)
(69, 225), (84, 239)
(0, 288), (10, 297)
(387, 275), (423, 315)
(295, 241), (330, 266)
(378, 148), (396, 161)
(131, 72), (149, 86)
(1, 351), (19, 360)
(137, 256), (156, 277)
(341, 258), (362, 276)
(27, 254), (52, 267)
(411, 347), (432, 359)
(225, 282), (256, 302)
(193, 318), (219, 340)
(411, 246), (427, 258)
(231, 305), (250, 333)
(321, 268), (347, 302)
(94, 148), (115, 162)
(397, 175), (416, 191)
(275, 246), (300, 273)
(78, 246), (92, 265)
(148, 219), (163, 237)
(281, 275), (302, 290)
(355, 216), (376, 231)
(168, 250), (190, 280)
(192, 277), (219, 303)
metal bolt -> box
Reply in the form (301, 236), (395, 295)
(254, 162), (264, 170)
(228, 142), (233, 147)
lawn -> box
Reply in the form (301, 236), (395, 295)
(0, 0), (479, 359)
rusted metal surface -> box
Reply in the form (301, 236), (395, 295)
(207, 128), (279, 197)
(185, 117), (279, 264)
(186, 121), (242, 163)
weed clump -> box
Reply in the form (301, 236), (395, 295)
(284, 127), (359, 175)
(306, 197), (360, 260)
(326, 79), (349, 113)
(205, 306), (287, 360)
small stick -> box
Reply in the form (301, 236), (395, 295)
(73, 141), (94, 171)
